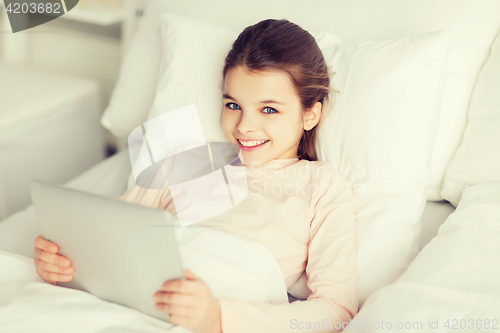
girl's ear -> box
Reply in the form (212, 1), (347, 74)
(303, 101), (322, 131)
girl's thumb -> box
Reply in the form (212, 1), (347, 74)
(184, 269), (198, 280)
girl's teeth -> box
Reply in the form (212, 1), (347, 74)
(239, 139), (268, 147)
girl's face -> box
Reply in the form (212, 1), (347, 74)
(222, 66), (320, 167)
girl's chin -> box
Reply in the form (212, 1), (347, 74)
(238, 155), (271, 167)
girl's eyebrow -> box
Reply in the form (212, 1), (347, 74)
(223, 93), (286, 106)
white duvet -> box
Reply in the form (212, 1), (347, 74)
(2, 151), (499, 333)
(345, 182), (500, 333)
(0, 226), (289, 333)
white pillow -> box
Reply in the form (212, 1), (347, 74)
(415, 2), (500, 201)
(100, 0), (168, 138)
(126, 13), (451, 306)
(147, 14), (236, 143)
(315, 30), (450, 305)
(125, 13), (237, 191)
(441, 31), (500, 207)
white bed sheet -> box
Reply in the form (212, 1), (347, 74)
(0, 228), (289, 333)
(419, 200), (456, 250)
(346, 182), (500, 332)
(0, 149), (469, 332)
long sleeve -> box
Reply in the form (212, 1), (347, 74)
(115, 183), (174, 211)
(218, 174), (358, 333)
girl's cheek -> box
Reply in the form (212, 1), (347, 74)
(221, 123), (233, 140)
(222, 113), (236, 129)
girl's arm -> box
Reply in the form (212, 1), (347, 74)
(116, 162), (173, 210)
(217, 175), (358, 333)
(116, 183), (172, 210)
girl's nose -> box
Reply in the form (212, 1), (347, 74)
(236, 111), (259, 134)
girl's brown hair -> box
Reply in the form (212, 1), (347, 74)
(222, 19), (336, 161)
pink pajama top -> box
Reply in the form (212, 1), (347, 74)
(116, 157), (358, 332)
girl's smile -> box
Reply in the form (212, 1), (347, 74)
(236, 138), (270, 151)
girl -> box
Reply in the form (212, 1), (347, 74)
(34, 19), (358, 333)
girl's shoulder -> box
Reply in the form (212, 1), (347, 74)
(297, 159), (345, 176)
(296, 159), (351, 187)
(301, 161), (355, 207)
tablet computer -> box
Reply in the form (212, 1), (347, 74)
(29, 179), (184, 323)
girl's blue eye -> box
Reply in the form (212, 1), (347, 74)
(262, 107), (278, 114)
(225, 103), (277, 114)
(226, 102), (240, 110)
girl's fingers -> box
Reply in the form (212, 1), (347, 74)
(155, 302), (192, 317)
(154, 291), (193, 307)
(33, 236), (74, 285)
(34, 235), (58, 253)
(161, 280), (198, 294)
(35, 247), (72, 267)
(35, 257), (74, 275)
(35, 266), (73, 283)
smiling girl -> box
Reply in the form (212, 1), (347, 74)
(33, 19), (358, 333)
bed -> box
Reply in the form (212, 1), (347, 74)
(1, 0), (499, 332)
(0, 149), (456, 332)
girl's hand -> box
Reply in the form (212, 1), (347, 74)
(34, 235), (74, 285)
(153, 269), (222, 333)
